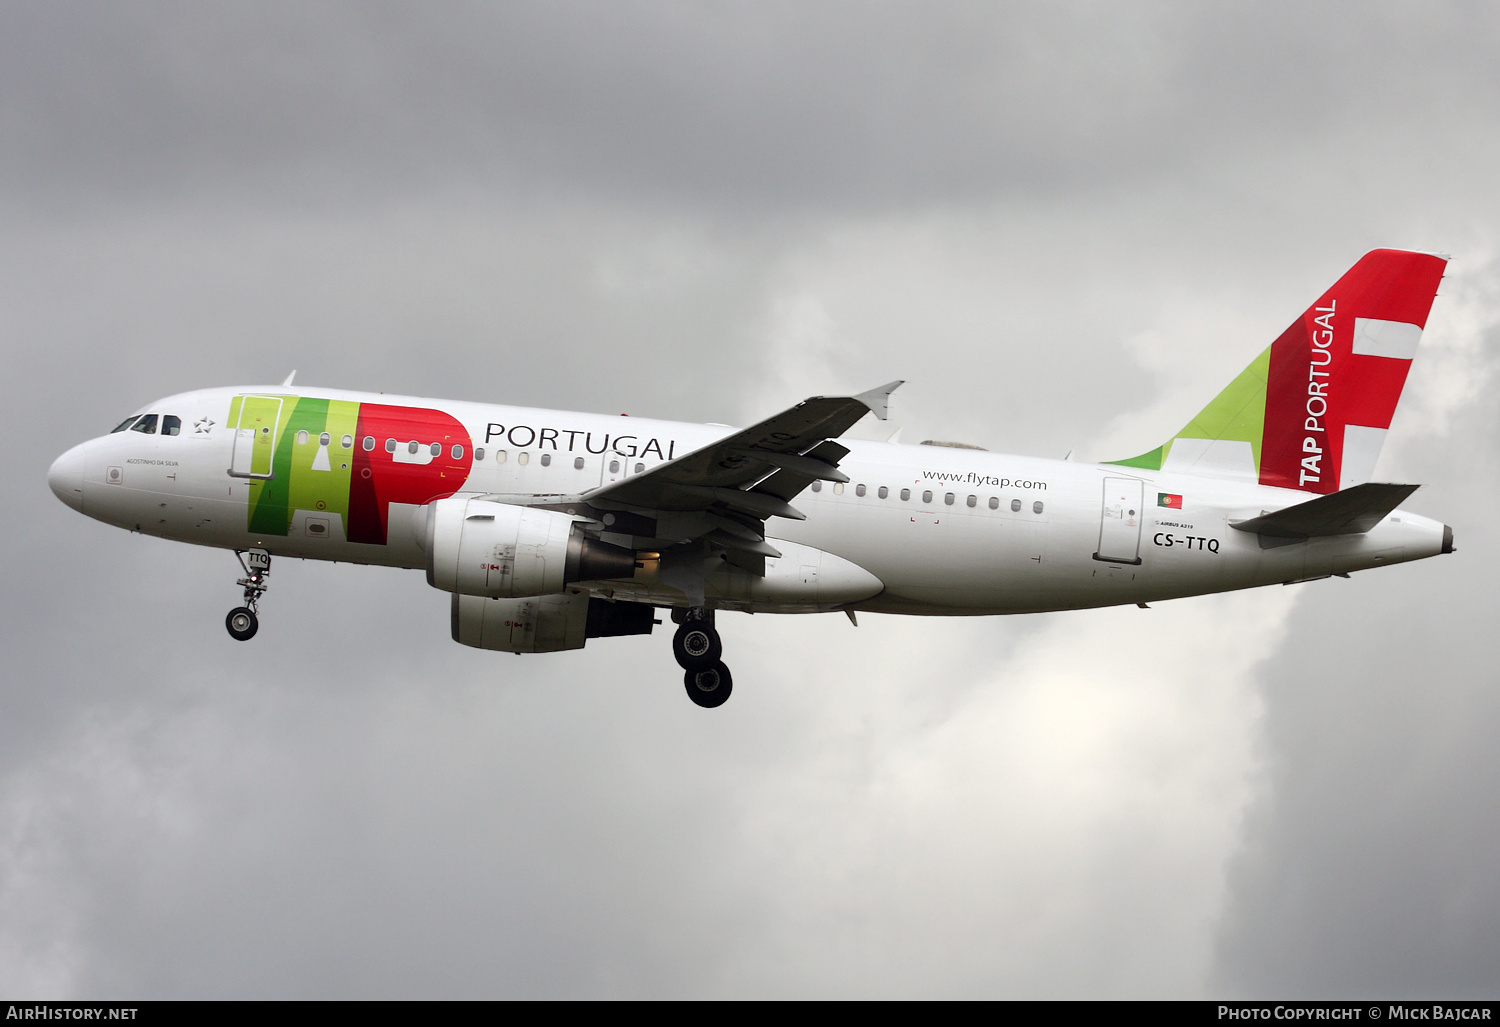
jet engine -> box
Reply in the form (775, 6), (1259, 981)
(425, 497), (637, 598)
(452, 593), (659, 653)
(452, 592), (589, 652)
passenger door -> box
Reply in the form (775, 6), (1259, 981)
(229, 396), (284, 479)
(1094, 477), (1144, 565)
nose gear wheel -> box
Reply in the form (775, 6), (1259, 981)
(225, 549), (271, 641)
(226, 607), (258, 641)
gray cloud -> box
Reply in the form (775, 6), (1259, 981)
(1212, 390), (1500, 998)
(9, 3), (1500, 213)
(3, 1), (1499, 998)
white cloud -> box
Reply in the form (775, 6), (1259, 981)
(1393, 248), (1500, 442)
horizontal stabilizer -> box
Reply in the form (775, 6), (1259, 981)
(1229, 482), (1419, 538)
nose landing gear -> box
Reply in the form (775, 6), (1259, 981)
(226, 549), (271, 641)
(672, 608), (732, 708)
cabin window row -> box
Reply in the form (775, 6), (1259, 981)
(809, 479), (1043, 514)
(296, 431), (353, 448)
(354, 437), (646, 473)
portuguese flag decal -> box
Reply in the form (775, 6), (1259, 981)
(1158, 493), (1183, 509)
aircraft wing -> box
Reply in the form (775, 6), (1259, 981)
(584, 381), (900, 517)
(581, 381), (901, 577)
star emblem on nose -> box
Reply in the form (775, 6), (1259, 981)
(194, 417), (215, 434)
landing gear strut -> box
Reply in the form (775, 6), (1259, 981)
(226, 549), (270, 642)
(672, 607), (732, 708)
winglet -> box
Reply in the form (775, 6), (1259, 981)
(854, 380), (903, 421)
(281, 370), (297, 387)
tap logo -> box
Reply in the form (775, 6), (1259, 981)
(228, 396), (473, 546)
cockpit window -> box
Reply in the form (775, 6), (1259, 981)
(129, 414), (158, 435)
(111, 416), (140, 433)
(162, 415), (181, 436)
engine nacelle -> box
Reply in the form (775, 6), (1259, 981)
(452, 593), (659, 653)
(425, 497), (637, 598)
(452, 592), (590, 653)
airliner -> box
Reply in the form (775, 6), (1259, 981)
(48, 249), (1454, 707)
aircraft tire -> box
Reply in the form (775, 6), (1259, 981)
(684, 662), (733, 708)
(672, 622), (722, 670)
(226, 607), (259, 641)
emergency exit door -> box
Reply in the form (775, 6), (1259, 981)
(1094, 477), (1144, 565)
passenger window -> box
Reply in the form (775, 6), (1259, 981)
(988, 497), (999, 510)
(342, 435), (353, 449)
(855, 484), (866, 497)
(967, 495), (977, 508)
(495, 450), (507, 463)
(922, 490), (932, 504)
(1011, 499), (1022, 512)
(540, 453), (551, 467)
(321, 432), (332, 447)
(111, 416), (139, 433)
(385, 439), (396, 453)
(429, 442), (440, 457)
(834, 483), (845, 495)
(635, 462), (645, 474)
(162, 415), (181, 436)
(408, 441), (419, 455)
(609, 460), (620, 473)
(363, 436), (375, 451)
(518, 452), (529, 465)
(900, 488), (911, 501)
(1033, 501), (1044, 514)
(574, 457), (584, 470)
(296, 430), (309, 445)
(944, 492), (954, 505)
(130, 414), (158, 434)
(811, 481), (822, 492)
(474, 447), (485, 461)
(878, 486), (889, 499)
(452, 445), (464, 460)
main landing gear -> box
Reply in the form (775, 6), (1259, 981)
(672, 607), (732, 708)
(225, 549), (271, 642)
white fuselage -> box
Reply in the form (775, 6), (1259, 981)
(49, 386), (1450, 615)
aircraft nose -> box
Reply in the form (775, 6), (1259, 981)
(48, 443), (87, 512)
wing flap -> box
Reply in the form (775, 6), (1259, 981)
(752, 440), (851, 502)
(661, 484), (807, 520)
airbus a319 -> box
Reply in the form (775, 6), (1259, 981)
(48, 249), (1454, 707)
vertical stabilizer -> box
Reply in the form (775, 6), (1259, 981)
(1109, 249), (1447, 493)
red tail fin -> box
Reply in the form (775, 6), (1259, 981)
(1259, 249), (1446, 493)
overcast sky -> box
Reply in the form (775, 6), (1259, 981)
(3, 1), (1498, 998)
